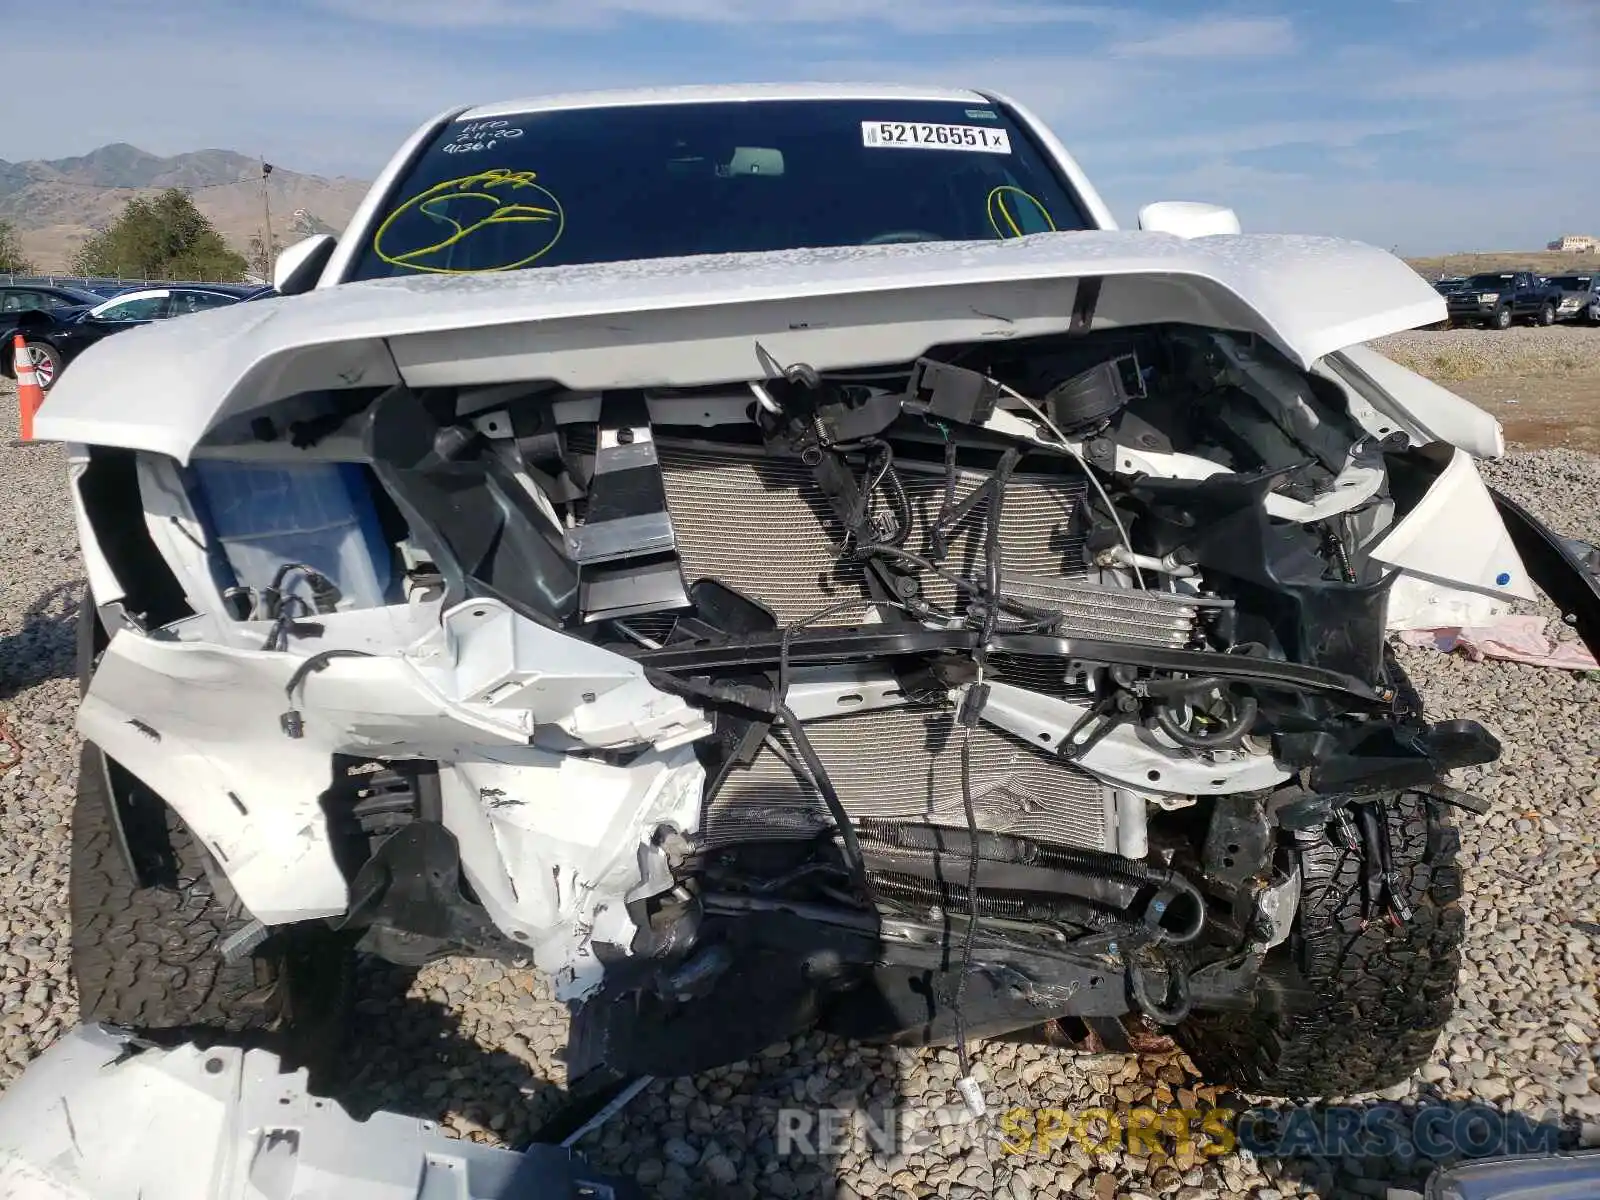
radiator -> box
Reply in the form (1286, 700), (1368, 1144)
(703, 706), (1115, 852)
(644, 437), (1168, 853)
(657, 441), (1087, 626)
(654, 440), (1198, 648)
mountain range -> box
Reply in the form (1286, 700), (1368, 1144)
(0, 144), (371, 272)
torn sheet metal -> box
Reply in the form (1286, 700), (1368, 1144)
(439, 746), (705, 1001)
(81, 603), (710, 991)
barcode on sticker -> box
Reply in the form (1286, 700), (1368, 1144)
(861, 121), (1011, 154)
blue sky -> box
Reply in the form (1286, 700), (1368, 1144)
(8, 0), (1596, 253)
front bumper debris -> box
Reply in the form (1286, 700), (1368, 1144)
(0, 1024), (637, 1200)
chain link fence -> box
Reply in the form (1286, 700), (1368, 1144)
(1, 271), (267, 290)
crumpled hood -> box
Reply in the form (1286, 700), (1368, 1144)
(35, 230), (1444, 462)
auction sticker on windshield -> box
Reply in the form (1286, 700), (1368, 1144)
(861, 121), (1011, 153)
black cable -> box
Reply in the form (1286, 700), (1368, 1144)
(777, 597), (872, 707)
(259, 593), (313, 651)
(950, 447), (1019, 1095)
(932, 428), (959, 560)
(772, 595), (901, 906)
(852, 438), (911, 549)
(952, 721), (980, 1079)
(1152, 695), (1259, 751)
(278, 649), (377, 739)
(849, 543), (1054, 630)
(257, 563), (342, 650)
(777, 702), (873, 903)
(284, 648), (375, 702)
(978, 449), (1022, 647)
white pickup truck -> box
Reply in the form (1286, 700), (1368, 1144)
(38, 84), (1600, 1106)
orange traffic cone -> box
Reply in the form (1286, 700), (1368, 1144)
(13, 335), (43, 442)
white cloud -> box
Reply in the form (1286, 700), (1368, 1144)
(1107, 15), (1297, 59)
(1076, 116), (1423, 162)
(1367, 54), (1593, 102)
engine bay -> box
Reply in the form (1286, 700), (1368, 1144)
(72, 319), (1513, 1078)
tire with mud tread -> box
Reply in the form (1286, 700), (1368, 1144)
(1491, 306), (1513, 330)
(71, 595), (353, 1065)
(1537, 302), (1556, 326)
(1175, 791), (1465, 1096)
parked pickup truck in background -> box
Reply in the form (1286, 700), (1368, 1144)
(1422, 277), (1468, 328)
(1548, 274), (1600, 324)
(1446, 271), (1563, 329)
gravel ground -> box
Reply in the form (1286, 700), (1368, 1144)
(1371, 324), (1600, 381)
(1, 372), (1597, 1200)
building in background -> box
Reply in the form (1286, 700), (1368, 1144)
(1547, 234), (1597, 252)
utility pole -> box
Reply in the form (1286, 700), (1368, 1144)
(260, 159), (275, 281)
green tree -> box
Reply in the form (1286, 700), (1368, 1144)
(0, 219), (34, 275)
(247, 231), (282, 280)
(69, 188), (247, 281)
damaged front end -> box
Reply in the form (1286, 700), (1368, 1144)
(47, 246), (1600, 1093)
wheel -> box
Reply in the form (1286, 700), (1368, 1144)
(70, 744), (355, 1060)
(1175, 791), (1464, 1096)
(71, 595), (353, 1066)
(1491, 306), (1513, 330)
(20, 340), (62, 389)
(1537, 302), (1556, 327)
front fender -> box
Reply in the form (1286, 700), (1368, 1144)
(79, 631), (350, 925)
(1330, 344), (1505, 459)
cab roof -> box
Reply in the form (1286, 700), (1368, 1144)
(459, 82), (992, 120)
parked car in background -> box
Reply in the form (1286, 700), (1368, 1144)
(1420, 278), (1467, 328)
(1, 285), (255, 389)
(1445, 271), (1563, 329)
(0, 283), (105, 315)
(1547, 274), (1600, 324)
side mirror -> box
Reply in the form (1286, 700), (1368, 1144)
(273, 234), (338, 296)
(1138, 201), (1242, 238)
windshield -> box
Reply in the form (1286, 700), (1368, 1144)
(1466, 274), (1514, 289)
(348, 98), (1091, 281)
(1549, 275), (1593, 291)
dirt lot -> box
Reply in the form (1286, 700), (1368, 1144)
(1406, 250), (1599, 279)
(1369, 324), (1600, 452)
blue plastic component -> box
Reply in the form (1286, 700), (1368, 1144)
(1495, 572), (1512, 587)
(189, 460), (392, 609)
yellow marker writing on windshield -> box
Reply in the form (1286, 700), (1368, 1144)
(987, 186), (1056, 240)
(373, 168), (565, 273)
